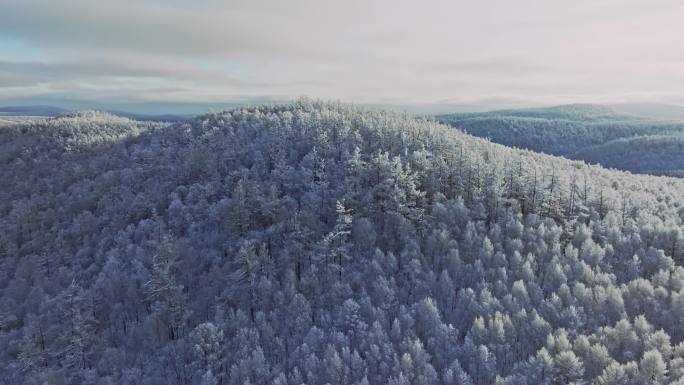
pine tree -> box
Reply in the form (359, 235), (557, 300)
(319, 200), (353, 279)
(55, 280), (97, 382)
(229, 241), (267, 322)
(146, 236), (188, 340)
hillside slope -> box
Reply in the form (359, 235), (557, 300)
(438, 105), (684, 176)
(2, 101), (684, 385)
(574, 134), (684, 176)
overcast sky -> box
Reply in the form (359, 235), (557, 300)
(2, 0), (684, 110)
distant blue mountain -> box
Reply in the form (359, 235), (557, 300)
(0, 105), (71, 116)
(0, 105), (190, 122)
(107, 110), (191, 122)
(610, 102), (684, 121)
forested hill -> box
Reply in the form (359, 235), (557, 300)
(438, 104), (684, 176)
(573, 134), (684, 177)
(2, 100), (684, 384)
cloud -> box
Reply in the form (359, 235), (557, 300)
(0, 59), (211, 84)
(0, 0), (340, 60)
(2, 0), (684, 107)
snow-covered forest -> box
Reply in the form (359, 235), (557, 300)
(2, 100), (684, 384)
(572, 135), (684, 177)
(438, 104), (684, 176)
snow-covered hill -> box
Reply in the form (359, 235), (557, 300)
(2, 100), (684, 384)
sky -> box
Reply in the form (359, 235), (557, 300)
(2, 0), (684, 112)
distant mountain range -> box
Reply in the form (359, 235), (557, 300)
(610, 102), (684, 121)
(0, 105), (71, 117)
